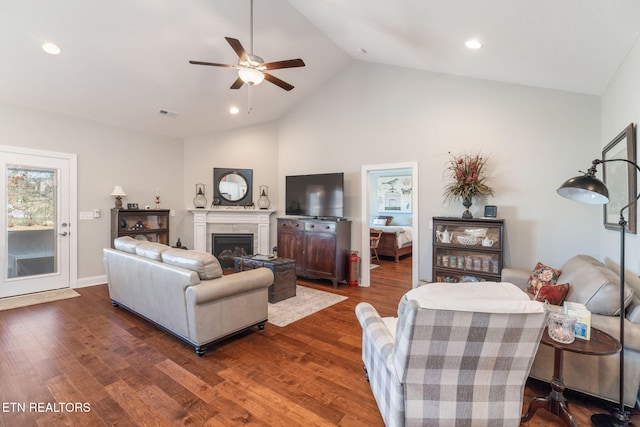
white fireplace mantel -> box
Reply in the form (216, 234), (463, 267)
(190, 208), (276, 254)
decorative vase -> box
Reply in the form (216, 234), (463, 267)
(462, 196), (473, 219)
(193, 183), (207, 208)
(257, 185), (270, 209)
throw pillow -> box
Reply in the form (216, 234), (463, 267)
(535, 283), (570, 305)
(526, 262), (562, 295)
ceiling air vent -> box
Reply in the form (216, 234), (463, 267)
(158, 109), (178, 117)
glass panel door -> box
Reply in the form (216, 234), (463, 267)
(7, 166), (57, 278)
(1, 150), (71, 298)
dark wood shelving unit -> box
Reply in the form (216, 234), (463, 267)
(111, 208), (170, 248)
(432, 216), (505, 283)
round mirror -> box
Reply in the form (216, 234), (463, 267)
(218, 172), (248, 202)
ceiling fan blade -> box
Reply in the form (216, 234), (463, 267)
(230, 77), (244, 90)
(262, 59), (305, 70)
(263, 73), (294, 91)
(225, 37), (249, 62)
(189, 60), (237, 68)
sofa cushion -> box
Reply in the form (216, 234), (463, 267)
(526, 262), (562, 295)
(113, 236), (144, 253)
(162, 249), (222, 280)
(135, 242), (171, 261)
(559, 255), (634, 316)
(534, 283), (570, 305)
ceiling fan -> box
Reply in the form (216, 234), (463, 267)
(189, 0), (305, 91)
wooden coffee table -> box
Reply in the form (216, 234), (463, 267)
(234, 256), (296, 303)
(521, 326), (621, 427)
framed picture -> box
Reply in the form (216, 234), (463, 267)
(127, 203), (139, 210)
(376, 175), (412, 213)
(602, 123), (636, 234)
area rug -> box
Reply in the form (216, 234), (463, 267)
(0, 288), (80, 312)
(268, 285), (347, 327)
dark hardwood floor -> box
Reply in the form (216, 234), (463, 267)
(0, 257), (637, 426)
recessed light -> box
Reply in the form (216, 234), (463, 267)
(42, 42), (61, 55)
(465, 39), (482, 50)
(229, 106), (240, 115)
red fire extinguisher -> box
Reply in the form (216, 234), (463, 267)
(349, 251), (360, 287)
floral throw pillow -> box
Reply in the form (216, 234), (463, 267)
(535, 283), (570, 305)
(526, 262), (562, 295)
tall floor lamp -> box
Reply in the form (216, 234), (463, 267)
(557, 158), (639, 427)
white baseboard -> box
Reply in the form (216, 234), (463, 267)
(75, 275), (107, 288)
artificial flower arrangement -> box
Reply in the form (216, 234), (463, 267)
(443, 152), (494, 202)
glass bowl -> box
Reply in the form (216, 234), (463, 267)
(547, 312), (577, 344)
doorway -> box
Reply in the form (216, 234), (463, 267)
(360, 162), (419, 287)
(1, 146), (77, 297)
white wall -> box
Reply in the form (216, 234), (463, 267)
(278, 60), (601, 281)
(600, 37), (640, 295)
(182, 121), (280, 250)
(0, 103), (184, 285)
(1, 55), (614, 285)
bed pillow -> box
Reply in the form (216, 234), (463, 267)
(371, 217), (386, 226)
(162, 249), (222, 280)
(526, 262), (562, 295)
(371, 216), (392, 226)
(535, 283), (570, 305)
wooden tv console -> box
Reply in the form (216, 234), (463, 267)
(276, 218), (351, 289)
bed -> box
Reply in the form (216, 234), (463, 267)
(371, 225), (413, 262)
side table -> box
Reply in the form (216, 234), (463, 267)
(234, 256), (296, 303)
(521, 326), (621, 427)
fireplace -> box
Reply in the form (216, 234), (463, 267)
(212, 233), (254, 269)
(190, 208), (275, 255)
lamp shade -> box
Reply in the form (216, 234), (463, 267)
(110, 185), (127, 197)
(238, 68), (265, 85)
(557, 174), (609, 205)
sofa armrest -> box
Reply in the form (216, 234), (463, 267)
(592, 314), (640, 353)
(186, 267), (274, 305)
(355, 302), (395, 365)
(501, 268), (530, 292)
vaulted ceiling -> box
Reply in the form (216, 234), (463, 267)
(1, 0), (639, 139)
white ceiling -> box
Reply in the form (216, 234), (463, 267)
(1, 0), (639, 139)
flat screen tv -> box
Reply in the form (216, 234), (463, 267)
(285, 173), (344, 218)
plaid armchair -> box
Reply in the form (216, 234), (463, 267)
(355, 282), (548, 427)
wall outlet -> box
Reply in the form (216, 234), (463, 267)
(79, 212), (94, 220)
(170, 209), (175, 216)
(94, 209), (100, 218)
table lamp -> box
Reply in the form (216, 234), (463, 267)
(557, 158), (639, 427)
(110, 185), (127, 209)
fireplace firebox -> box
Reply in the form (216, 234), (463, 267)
(212, 233), (254, 269)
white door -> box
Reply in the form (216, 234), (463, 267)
(1, 148), (75, 298)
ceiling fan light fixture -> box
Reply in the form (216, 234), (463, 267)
(238, 67), (264, 85)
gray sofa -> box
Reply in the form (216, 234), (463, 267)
(502, 254), (640, 407)
(103, 237), (274, 356)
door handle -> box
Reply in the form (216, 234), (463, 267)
(58, 231), (68, 236)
